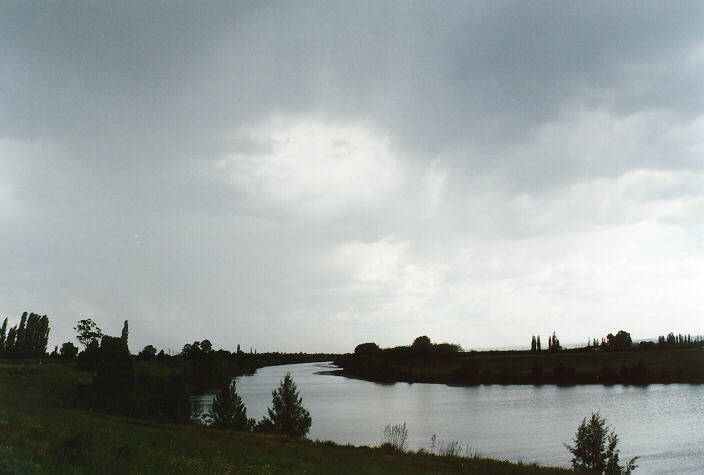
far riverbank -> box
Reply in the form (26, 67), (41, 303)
(333, 347), (704, 385)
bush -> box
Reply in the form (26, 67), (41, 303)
(564, 411), (638, 474)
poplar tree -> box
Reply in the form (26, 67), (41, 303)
(0, 317), (7, 353)
(121, 320), (129, 351)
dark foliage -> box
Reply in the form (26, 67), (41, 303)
(207, 380), (254, 430)
(137, 344), (157, 361)
(257, 372), (311, 438)
(0, 312), (50, 357)
(548, 332), (561, 353)
(74, 319), (103, 349)
(411, 336), (433, 355)
(60, 342), (79, 359)
(121, 320), (129, 351)
(604, 331), (632, 352)
(564, 412), (637, 473)
(354, 342), (381, 356)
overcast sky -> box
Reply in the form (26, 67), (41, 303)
(1, 2), (703, 353)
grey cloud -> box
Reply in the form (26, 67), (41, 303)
(1, 2), (703, 351)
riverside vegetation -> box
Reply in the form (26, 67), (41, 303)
(333, 332), (704, 385)
(0, 312), (573, 473)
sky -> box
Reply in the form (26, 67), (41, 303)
(1, 2), (703, 354)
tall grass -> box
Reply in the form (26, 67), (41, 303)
(381, 422), (408, 452)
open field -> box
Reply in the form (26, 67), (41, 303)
(0, 360), (571, 474)
(334, 347), (704, 385)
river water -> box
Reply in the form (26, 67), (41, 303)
(191, 362), (704, 473)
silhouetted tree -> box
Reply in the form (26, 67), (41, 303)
(74, 319), (103, 349)
(536, 335), (541, 352)
(200, 339), (212, 353)
(16, 313), (26, 352)
(138, 344), (157, 361)
(411, 336), (433, 356)
(355, 342), (382, 356)
(121, 320), (129, 351)
(90, 335), (135, 412)
(0, 317), (6, 353)
(602, 330), (632, 352)
(564, 412), (638, 474)
(0, 312), (50, 357)
(548, 332), (561, 352)
(60, 342), (79, 359)
(531, 335), (537, 352)
(258, 372), (311, 438)
(208, 380), (253, 430)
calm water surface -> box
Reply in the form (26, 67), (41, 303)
(192, 362), (704, 474)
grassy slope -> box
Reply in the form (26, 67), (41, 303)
(0, 360), (571, 474)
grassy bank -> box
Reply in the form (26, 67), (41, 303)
(0, 359), (570, 474)
(334, 347), (704, 385)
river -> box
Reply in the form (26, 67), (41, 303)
(191, 362), (704, 473)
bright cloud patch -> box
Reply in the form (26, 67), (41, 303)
(220, 116), (403, 216)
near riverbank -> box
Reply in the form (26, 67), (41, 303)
(0, 359), (570, 474)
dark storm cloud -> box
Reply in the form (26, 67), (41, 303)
(1, 1), (703, 351)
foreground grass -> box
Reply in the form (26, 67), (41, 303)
(0, 360), (571, 474)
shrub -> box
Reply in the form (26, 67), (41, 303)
(564, 411), (638, 474)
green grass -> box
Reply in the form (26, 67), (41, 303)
(0, 359), (572, 474)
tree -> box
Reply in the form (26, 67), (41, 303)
(74, 319), (103, 349)
(89, 335), (135, 411)
(138, 344), (157, 361)
(411, 335), (433, 356)
(208, 380), (253, 430)
(259, 372), (311, 438)
(0, 313), (49, 357)
(536, 335), (541, 352)
(354, 342), (382, 356)
(564, 412), (638, 474)
(531, 335), (537, 352)
(200, 339), (212, 353)
(121, 320), (129, 351)
(60, 342), (79, 359)
(0, 317), (7, 353)
(606, 331), (632, 352)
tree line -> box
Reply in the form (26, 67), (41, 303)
(63, 317), (327, 427)
(0, 312), (50, 357)
(532, 329), (703, 353)
(530, 332), (561, 352)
